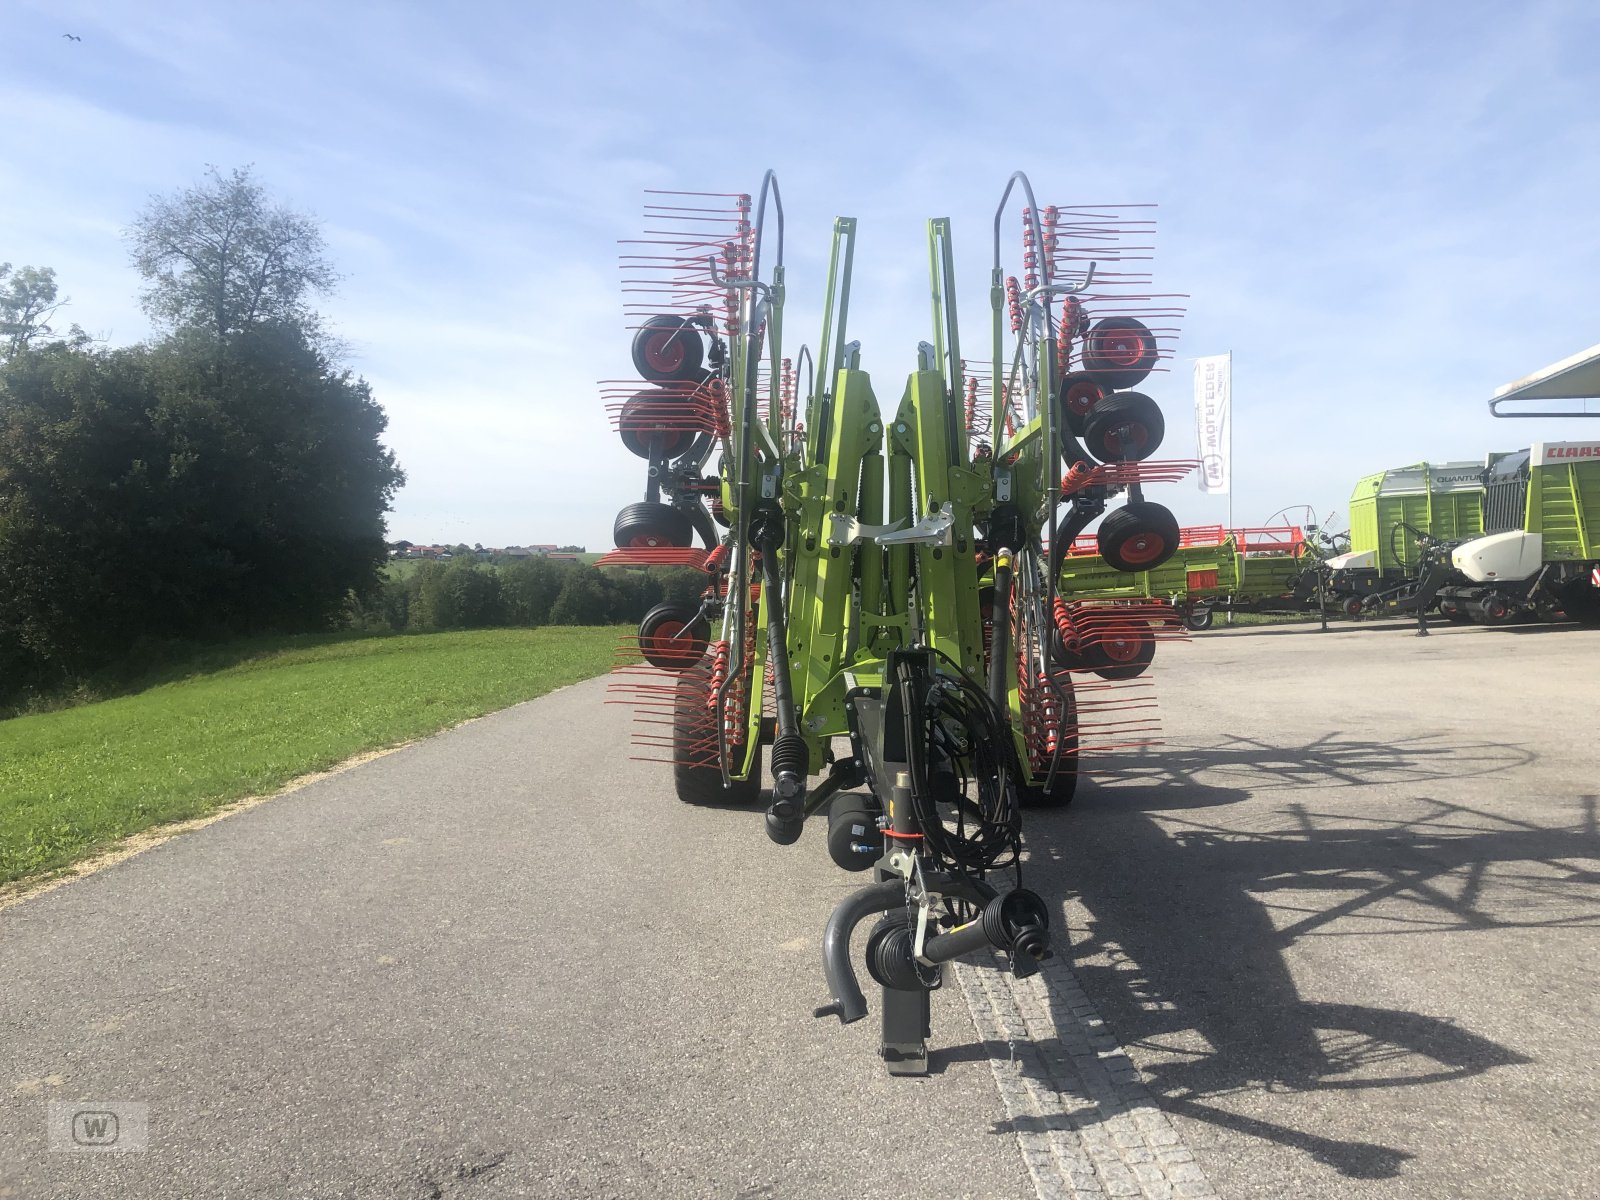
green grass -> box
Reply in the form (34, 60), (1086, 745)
(0, 627), (626, 885)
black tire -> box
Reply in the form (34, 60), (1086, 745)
(1097, 502), (1180, 573)
(637, 603), (710, 671)
(617, 393), (696, 460)
(1342, 595), (1365, 618)
(613, 502), (694, 549)
(1081, 392), (1165, 463)
(1016, 671), (1078, 808)
(672, 665), (763, 805)
(1054, 371), (1106, 439)
(1184, 605), (1214, 631)
(1081, 316), (1158, 390)
(1438, 598), (1471, 623)
(1475, 594), (1513, 625)
(632, 315), (705, 384)
(1087, 625), (1156, 681)
(1048, 625), (1091, 671)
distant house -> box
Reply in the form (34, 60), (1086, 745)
(501, 546), (534, 559)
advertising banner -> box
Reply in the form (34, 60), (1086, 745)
(1193, 354), (1231, 494)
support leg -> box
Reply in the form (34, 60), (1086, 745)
(881, 982), (931, 1076)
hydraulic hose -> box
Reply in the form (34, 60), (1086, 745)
(988, 548), (1014, 710)
(817, 880), (905, 1024)
(756, 513), (810, 843)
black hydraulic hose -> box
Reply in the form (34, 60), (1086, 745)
(817, 880), (905, 1024)
(758, 521), (810, 842)
(1046, 500), (1103, 601)
(760, 535), (797, 737)
(988, 549), (1014, 712)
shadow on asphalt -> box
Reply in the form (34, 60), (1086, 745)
(1006, 731), (1596, 1179)
(1202, 617), (1593, 639)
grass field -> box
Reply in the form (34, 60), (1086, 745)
(0, 627), (626, 886)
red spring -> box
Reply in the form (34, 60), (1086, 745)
(723, 674), (746, 742)
(1052, 596), (1075, 647)
(780, 356), (795, 427)
(1006, 276), (1022, 334)
(1036, 670), (1060, 756)
(964, 376), (978, 433)
(702, 543), (731, 575)
(1022, 211), (1038, 290)
(707, 641), (729, 713)
(1055, 293), (1082, 377)
(722, 615), (757, 741)
(1060, 460), (1095, 497)
(1015, 642), (1061, 768)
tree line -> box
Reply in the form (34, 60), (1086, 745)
(361, 557), (705, 633)
(2, 167), (405, 709)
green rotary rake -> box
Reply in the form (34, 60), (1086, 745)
(602, 171), (1197, 1073)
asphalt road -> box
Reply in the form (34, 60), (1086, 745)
(3, 619), (1597, 1198)
(1032, 619), (1600, 1200)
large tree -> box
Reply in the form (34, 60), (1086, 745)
(125, 166), (338, 339)
(0, 263), (72, 358)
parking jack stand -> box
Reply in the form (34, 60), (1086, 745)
(881, 982), (931, 1076)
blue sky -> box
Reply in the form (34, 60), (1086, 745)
(4, 0), (1598, 548)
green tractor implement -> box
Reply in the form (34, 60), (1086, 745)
(602, 172), (1196, 1073)
(1054, 523), (1332, 634)
(1320, 448), (1600, 624)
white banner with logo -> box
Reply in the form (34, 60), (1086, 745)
(1193, 353), (1231, 494)
(1531, 440), (1600, 466)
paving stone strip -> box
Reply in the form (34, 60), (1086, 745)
(955, 955), (1218, 1200)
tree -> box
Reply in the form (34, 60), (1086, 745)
(0, 264), (73, 358)
(0, 327), (404, 703)
(125, 166), (338, 340)
(501, 557), (569, 625)
(548, 567), (621, 626)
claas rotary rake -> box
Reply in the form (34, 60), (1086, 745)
(603, 172), (1197, 1074)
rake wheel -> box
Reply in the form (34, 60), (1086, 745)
(632, 315), (705, 384)
(1081, 316), (1158, 390)
(1097, 502), (1180, 573)
(1081, 392), (1165, 463)
(638, 603), (711, 671)
(613, 502), (694, 549)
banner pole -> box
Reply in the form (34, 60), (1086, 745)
(1227, 350), (1234, 533)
